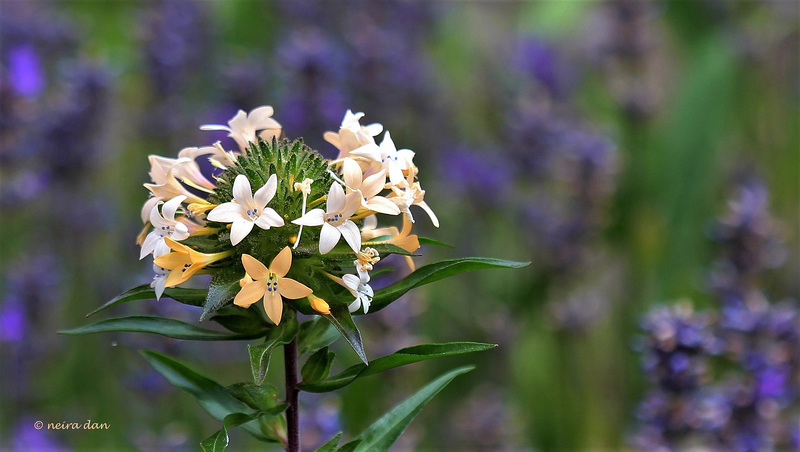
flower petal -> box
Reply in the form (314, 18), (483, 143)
(342, 158), (363, 190)
(234, 280), (267, 308)
(341, 192), (362, 219)
(418, 200), (440, 228)
(254, 174), (277, 208)
(319, 222), (341, 254)
(341, 274), (360, 292)
(230, 219), (255, 245)
(141, 197), (161, 224)
(361, 170), (387, 198)
(291, 208), (324, 226)
(269, 247), (293, 278)
(248, 105), (274, 123)
(162, 195), (186, 222)
(207, 202), (244, 223)
(263, 292), (283, 325)
(255, 208), (284, 230)
(366, 196), (401, 215)
(233, 174), (254, 206)
(199, 124), (232, 132)
(242, 254), (269, 280)
(277, 277), (313, 299)
(139, 232), (160, 259)
(338, 220), (361, 253)
(327, 182), (345, 213)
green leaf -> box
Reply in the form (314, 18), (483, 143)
(324, 304), (367, 365)
(315, 432), (342, 452)
(200, 411), (266, 452)
(86, 284), (206, 317)
(140, 350), (278, 443)
(249, 311), (298, 385)
(417, 236), (454, 248)
(301, 347), (335, 384)
(225, 382), (288, 414)
(298, 342), (494, 393)
(59, 316), (263, 341)
(369, 257), (530, 313)
(201, 267), (242, 321)
(340, 366), (474, 452)
(298, 317), (339, 354)
(210, 305), (270, 335)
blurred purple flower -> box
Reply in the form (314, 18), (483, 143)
(7, 44), (43, 97)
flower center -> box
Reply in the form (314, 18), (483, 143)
(245, 207), (260, 220)
(325, 212), (345, 226)
(159, 224), (173, 237)
(265, 273), (279, 293)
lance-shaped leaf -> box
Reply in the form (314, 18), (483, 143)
(249, 311), (298, 385)
(200, 411), (268, 452)
(140, 350), (279, 443)
(298, 342), (494, 393)
(324, 304), (367, 365)
(315, 432), (343, 452)
(225, 382), (288, 414)
(59, 316), (263, 341)
(338, 366), (474, 452)
(298, 317), (339, 354)
(417, 236), (454, 248)
(86, 284), (207, 317)
(201, 267), (242, 321)
(210, 305), (270, 336)
(369, 257), (530, 313)
(301, 347), (335, 384)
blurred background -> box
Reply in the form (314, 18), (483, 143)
(1, 0), (798, 450)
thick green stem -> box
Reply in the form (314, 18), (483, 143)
(284, 338), (300, 452)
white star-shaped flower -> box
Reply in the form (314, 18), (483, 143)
(324, 109), (383, 161)
(377, 131), (415, 186)
(200, 106), (282, 151)
(207, 174), (284, 245)
(341, 158), (400, 215)
(140, 196), (190, 259)
(342, 269), (373, 314)
(291, 182), (361, 254)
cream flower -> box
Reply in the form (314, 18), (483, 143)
(388, 173), (439, 228)
(140, 196), (190, 259)
(154, 238), (233, 288)
(324, 109), (383, 161)
(200, 106), (282, 151)
(342, 158), (400, 215)
(291, 182), (361, 254)
(178, 142), (238, 170)
(342, 270), (373, 314)
(377, 132), (415, 186)
(207, 174), (284, 246)
(234, 249), (313, 325)
(150, 263), (169, 300)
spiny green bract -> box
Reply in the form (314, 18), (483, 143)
(207, 138), (333, 260)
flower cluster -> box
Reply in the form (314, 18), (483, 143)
(632, 180), (800, 451)
(137, 106), (436, 325)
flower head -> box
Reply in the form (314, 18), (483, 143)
(234, 248), (313, 325)
(207, 174), (284, 245)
